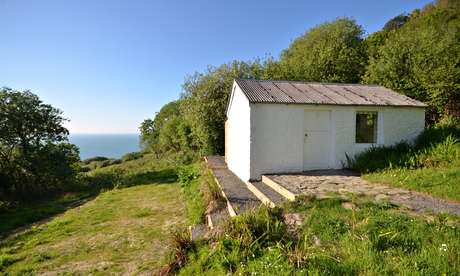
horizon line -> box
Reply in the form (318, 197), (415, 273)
(69, 132), (141, 135)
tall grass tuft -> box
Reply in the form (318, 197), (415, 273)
(215, 205), (286, 249)
(156, 229), (196, 276)
(346, 141), (413, 173)
(348, 122), (460, 173)
(416, 135), (460, 168)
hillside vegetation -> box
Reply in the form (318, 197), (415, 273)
(140, 0), (460, 163)
(2, 0), (460, 275)
(1, 123), (460, 274)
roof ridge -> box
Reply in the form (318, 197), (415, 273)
(234, 78), (382, 87)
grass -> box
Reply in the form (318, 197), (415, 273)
(0, 153), (193, 275)
(1, 182), (188, 275)
(363, 163), (460, 202)
(348, 123), (460, 202)
(176, 122), (460, 275)
(179, 196), (460, 275)
(3, 122), (460, 274)
(0, 194), (83, 234)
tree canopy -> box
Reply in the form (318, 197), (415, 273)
(278, 16), (367, 83)
(363, 0), (460, 121)
(141, 1), (460, 161)
(0, 87), (80, 199)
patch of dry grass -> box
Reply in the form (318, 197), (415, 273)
(1, 180), (187, 275)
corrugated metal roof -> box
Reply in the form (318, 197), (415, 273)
(234, 79), (427, 107)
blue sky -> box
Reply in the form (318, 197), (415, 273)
(0, 0), (432, 133)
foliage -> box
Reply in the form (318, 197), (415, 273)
(180, 195), (460, 275)
(348, 122), (460, 173)
(81, 156), (108, 164)
(178, 166), (206, 224)
(121, 151), (144, 162)
(178, 169), (200, 190)
(363, 1), (460, 121)
(179, 60), (274, 156)
(140, 56), (278, 159)
(139, 101), (185, 158)
(0, 87), (80, 201)
(279, 16), (367, 83)
(138, 1), (460, 162)
(383, 13), (409, 31)
(345, 141), (414, 173)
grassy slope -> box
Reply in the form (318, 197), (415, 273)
(0, 155), (188, 275)
(3, 125), (460, 275)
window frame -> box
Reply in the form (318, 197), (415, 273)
(355, 111), (379, 144)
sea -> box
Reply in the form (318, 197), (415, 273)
(68, 133), (142, 160)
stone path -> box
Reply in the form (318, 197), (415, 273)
(265, 170), (460, 216)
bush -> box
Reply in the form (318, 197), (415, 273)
(82, 156), (108, 165)
(108, 159), (122, 166)
(178, 169), (200, 190)
(121, 152), (144, 162)
(79, 166), (91, 173)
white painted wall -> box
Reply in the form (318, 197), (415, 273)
(249, 104), (305, 180)
(227, 86), (426, 181)
(333, 106), (425, 169)
(226, 85), (251, 182)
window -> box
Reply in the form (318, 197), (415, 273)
(356, 111), (378, 143)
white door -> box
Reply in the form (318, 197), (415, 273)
(303, 110), (331, 170)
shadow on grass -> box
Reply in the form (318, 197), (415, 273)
(0, 197), (94, 238)
(0, 167), (181, 238)
(128, 168), (179, 186)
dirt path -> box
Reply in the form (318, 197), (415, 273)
(265, 170), (460, 216)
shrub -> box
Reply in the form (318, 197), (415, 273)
(108, 159), (122, 166)
(79, 166), (91, 173)
(121, 152), (144, 162)
(178, 169), (200, 190)
(81, 156), (108, 165)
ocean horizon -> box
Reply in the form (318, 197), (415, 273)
(68, 133), (141, 160)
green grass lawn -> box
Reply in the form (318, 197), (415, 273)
(180, 196), (460, 275)
(0, 173), (187, 275)
(3, 124), (460, 275)
(362, 163), (460, 202)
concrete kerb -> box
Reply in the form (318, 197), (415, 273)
(261, 175), (296, 201)
(211, 174), (237, 218)
(247, 181), (276, 208)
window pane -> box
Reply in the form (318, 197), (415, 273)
(356, 112), (377, 143)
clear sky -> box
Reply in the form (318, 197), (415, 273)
(0, 0), (433, 134)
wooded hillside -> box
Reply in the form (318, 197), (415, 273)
(140, 0), (460, 159)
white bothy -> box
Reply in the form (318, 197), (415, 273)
(226, 79), (426, 182)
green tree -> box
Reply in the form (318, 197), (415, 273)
(363, 1), (460, 121)
(140, 100), (193, 158)
(382, 13), (409, 31)
(279, 16), (367, 83)
(180, 59), (272, 156)
(0, 87), (79, 198)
